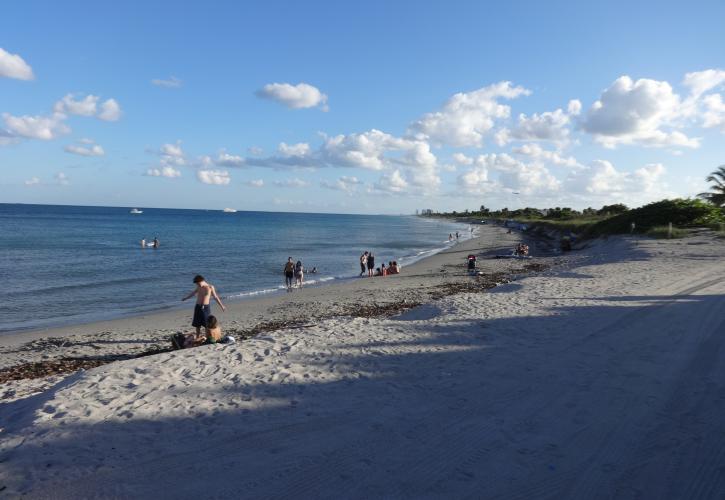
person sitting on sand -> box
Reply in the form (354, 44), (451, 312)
(206, 315), (223, 343)
(375, 267), (382, 276)
(381, 262), (387, 276)
(181, 274), (226, 335)
(386, 261), (397, 275)
(393, 261), (401, 273)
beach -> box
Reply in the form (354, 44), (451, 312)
(1, 224), (724, 498)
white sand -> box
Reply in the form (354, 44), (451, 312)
(1, 229), (724, 498)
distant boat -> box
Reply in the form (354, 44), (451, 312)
(130, 208), (143, 215)
(222, 208), (237, 213)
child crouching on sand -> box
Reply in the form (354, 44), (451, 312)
(206, 315), (223, 343)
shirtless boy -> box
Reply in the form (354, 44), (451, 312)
(182, 274), (226, 335)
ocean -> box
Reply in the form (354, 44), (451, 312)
(0, 204), (470, 333)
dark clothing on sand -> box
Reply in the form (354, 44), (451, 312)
(192, 304), (211, 328)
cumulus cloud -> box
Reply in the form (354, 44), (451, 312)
(373, 170), (408, 193)
(146, 166), (181, 178)
(511, 143), (580, 168)
(273, 178), (310, 188)
(54, 94), (99, 116)
(683, 69), (725, 97)
(197, 169), (231, 185)
(151, 76), (182, 88)
(160, 141), (184, 158)
(2, 112), (69, 140)
(64, 139), (104, 156)
(247, 146), (263, 156)
(24, 176), (40, 186)
(452, 152), (474, 166)
(0, 47), (34, 80)
(98, 99), (122, 121)
(278, 142), (311, 157)
(565, 160), (668, 201)
(497, 105), (577, 145)
(408, 81), (530, 147)
(246, 179), (264, 187)
(214, 151), (245, 167)
(53, 94), (122, 121)
(581, 75), (699, 148)
(320, 176), (363, 193)
(701, 93), (725, 130)
(457, 153), (559, 196)
(256, 82), (329, 111)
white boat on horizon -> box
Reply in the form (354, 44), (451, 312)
(222, 208), (238, 213)
(130, 208), (143, 215)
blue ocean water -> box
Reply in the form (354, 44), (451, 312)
(0, 204), (469, 333)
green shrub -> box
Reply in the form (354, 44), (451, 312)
(646, 226), (687, 239)
(588, 199), (725, 237)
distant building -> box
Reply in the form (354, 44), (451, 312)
(421, 209), (433, 215)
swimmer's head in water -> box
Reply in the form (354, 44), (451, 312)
(193, 275), (204, 283)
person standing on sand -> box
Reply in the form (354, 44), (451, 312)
(360, 251), (368, 277)
(367, 251), (375, 277)
(182, 274), (226, 335)
(284, 257), (295, 291)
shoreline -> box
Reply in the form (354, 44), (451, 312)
(0, 221), (473, 337)
(0, 224), (551, 395)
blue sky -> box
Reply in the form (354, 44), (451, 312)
(1, 0), (724, 213)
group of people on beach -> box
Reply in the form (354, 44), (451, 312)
(359, 251), (401, 277)
(283, 257), (306, 292)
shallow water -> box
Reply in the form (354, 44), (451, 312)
(0, 204), (469, 332)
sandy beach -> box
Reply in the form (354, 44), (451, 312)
(1, 224), (724, 498)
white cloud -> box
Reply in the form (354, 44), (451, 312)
(581, 75), (699, 148)
(98, 99), (122, 121)
(54, 94), (99, 116)
(24, 176), (40, 186)
(683, 69), (725, 97)
(498, 106), (574, 145)
(214, 151), (245, 167)
(278, 142), (311, 157)
(246, 179), (264, 187)
(2, 112), (69, 140)
(452, 152), (474, 166)
(197, 169), (231, 185)
(273, 178), (310, 188)
(256, 82), (329, 111)
(0, 47), (34, 80)
(511, 143), (579, 168)
(567, 99), (582, 116)
(160, 141), (184, 158)
(565, 160), (668, 201)
(146, 166), (181, 178)
(64, 140), (104, 156)
(320, 176), (363, 193)
(247, 146), (263, 156)
(151, 76), (182, 88)
(408, 81), (531, 147)
(55, 172), (69, 185)
(53, 94), (122, 122)
(456, 153), (559, 196)
(701, 93), (725, 130)
(374, 170), (408, 193)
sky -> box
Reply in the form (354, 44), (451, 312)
(1, 0), (724, 214)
